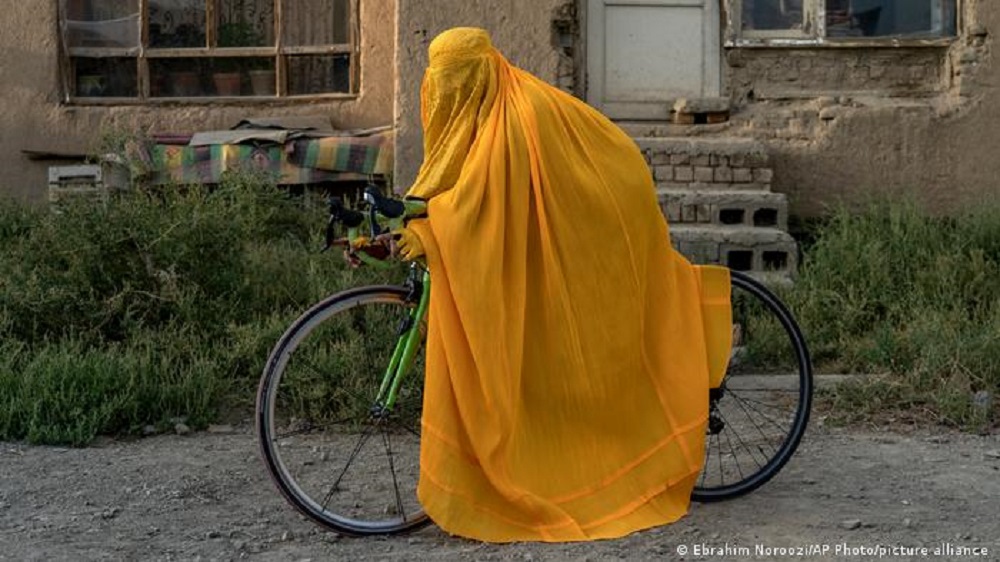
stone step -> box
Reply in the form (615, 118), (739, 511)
(670, 225), (799, 275)
(635, 137), (768, 165)
(658, 189), (788, 230)
(636, 137), (774, 192)
(615, 120), (712, 139)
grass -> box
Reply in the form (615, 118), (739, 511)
(0, 171), (403, 445)
(2, 173), (998, 444)
(781, 200), (1000, 431)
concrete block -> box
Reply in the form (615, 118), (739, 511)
(696, 204), (712, 223)
(674, 240), (722, 265)
(664, 201), (682, 222)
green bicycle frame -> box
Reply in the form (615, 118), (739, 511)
(375, 266), (431, 411)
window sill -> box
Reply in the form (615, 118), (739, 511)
(62, 93), (360, 106)
(726, 37), (956, 49)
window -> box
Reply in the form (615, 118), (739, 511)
(732, 0), (957, 43)
(59, 0), (357, 101)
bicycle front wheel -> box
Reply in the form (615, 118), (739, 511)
(692, 270), (813, 502)
(256, 286), (430, 536)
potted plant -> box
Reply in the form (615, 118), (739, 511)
(213, 19), (265, 96)
(248, 59), (275, 96)
(211, 57), (243, 96)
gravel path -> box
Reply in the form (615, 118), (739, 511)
(2, 420), (998, 561)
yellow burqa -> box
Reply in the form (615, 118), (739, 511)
(402, 28), (732, 542)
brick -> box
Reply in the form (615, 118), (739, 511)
(670, 153), (691, 165)
(706, 112), (730, 124)
(729, 154), (746, 168)
(745, 152), (770, 168)
(714, 166), (734, 183)
(732, 168), (754, 183)
(674, 167), (695, 182)
(671, 112), (696, 125)
(692, 155), (711, 167)
(650, 152), (672, 166)
(654, 165), (674, 182)
(694, 167), (714, 183)
(754, 168), (774, 183)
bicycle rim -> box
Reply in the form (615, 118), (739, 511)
(692, 271), (813, 502)
(256, 286), (430, 535)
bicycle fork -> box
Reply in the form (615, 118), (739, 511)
(372, 263), (431, 417)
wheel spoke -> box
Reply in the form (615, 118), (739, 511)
(730, 391), (790, 436)
(719, 411), (746, 480)
(692, 272), (812, 501)
(323, 423), (377, 510)
(258, 289), (430, 534)
(380, 424), (407, 522)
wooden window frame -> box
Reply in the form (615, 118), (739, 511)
(725, 0), (960, 48)
(59, 0), (360, 104)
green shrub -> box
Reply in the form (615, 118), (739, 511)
(786, 200), (1000, 430)
(0, 170), (395, 445)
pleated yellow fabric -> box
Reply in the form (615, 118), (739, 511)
(404, 27), (732, 543)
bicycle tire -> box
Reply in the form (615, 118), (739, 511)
(257, 285), (431, 536)
(691, 270), (813, 502)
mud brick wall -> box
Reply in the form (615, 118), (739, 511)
(727, 48), (947, 101)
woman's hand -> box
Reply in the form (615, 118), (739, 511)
(389, 227), (425, 261)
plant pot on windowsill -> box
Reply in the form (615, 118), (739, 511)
(248, 69), (275, 96)
(170, 71), (201, 97)
(213, 72), (243, 96)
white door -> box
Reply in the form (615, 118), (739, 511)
(587, 0), (721, 120)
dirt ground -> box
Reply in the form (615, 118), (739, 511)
(2, 417), (998, 562)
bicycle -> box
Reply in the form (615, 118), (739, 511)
(256, 186), (813, 536)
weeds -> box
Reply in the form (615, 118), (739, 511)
(0, 170), (395, 445)
(785, 200), (1000, 430)
(3, 175), (998, 443)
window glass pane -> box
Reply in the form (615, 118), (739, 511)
(218, 0), (274, 47)
(826, 0), (956, 38)
(149, 0), (207, 48)
(73, 57), (137, 97)
(742, 0), (805, 31)
(286, 55), (351, 95)
(284, 0), (350, 46)
(61, 0), (140, 48)
(150, 57), (275, 97)
(150, 58), (213, 97)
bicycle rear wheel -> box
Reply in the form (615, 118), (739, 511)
(256, 286), (430, 536)
(691, 270), (813, 502)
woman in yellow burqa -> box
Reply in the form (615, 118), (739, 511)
(395, 27), (732, 542)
